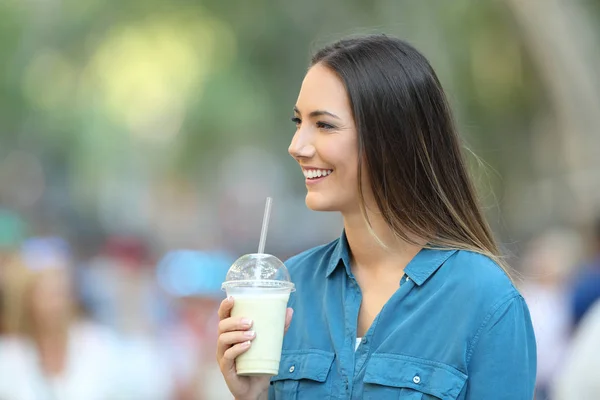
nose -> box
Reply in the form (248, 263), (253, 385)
(288, 130), (316, 160)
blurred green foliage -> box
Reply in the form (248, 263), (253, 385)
(1, 0), (598, 243)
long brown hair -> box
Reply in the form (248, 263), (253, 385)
(2, 257), (38, 336)
(311, 35), (508, 273)
(2, 257), (74, 337)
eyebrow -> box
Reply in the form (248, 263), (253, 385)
(293, 106), (341, 120)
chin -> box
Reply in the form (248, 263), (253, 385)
(305, 192), (339, 212)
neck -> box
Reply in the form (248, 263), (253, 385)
(342, 207), (423, 272)
(33, 326), (69, 376)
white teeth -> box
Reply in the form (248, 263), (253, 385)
(303, 169), (333, 179)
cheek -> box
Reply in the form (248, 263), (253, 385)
(335, 150), (359, 188)
(319, 134), (358, 170)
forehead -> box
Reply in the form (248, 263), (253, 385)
(296, 63), (352, 118)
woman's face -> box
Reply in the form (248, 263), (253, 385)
(289, 63), (363, 214)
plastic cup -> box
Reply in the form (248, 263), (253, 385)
(221, 253), (294, 376)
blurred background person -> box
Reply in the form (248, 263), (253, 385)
(157, 250), (233, 400)
(519, 229), (584, 400)
(550, 218), (600, 399)
(77, 235), (175, 399)
(567, 217), (600, 331)
(0, 237), (121, 399)
(79, 235), (167, 333)
(0, 236), (174, 399)
(553, 299), (600, 399)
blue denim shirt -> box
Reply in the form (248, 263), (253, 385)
(269, 233), (536, 399)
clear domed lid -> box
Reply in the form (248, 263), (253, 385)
(221, 253), (295, 290)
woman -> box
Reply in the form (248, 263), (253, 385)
(0, 237), (173, 400)
(0, 238), (120, 399)
(216, 35), (536, 400)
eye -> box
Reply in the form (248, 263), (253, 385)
(316, 121), (335, 130)
(291, 117), (301, 127)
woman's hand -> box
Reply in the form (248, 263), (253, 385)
(216, 296), (293, 400)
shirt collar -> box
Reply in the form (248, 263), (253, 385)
(326, 231), (352, 278)
(325, 231), (457, 285)
(404, 247), (457, 286)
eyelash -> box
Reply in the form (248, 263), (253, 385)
(290, 117), (335, 131)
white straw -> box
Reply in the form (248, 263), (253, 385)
(257, 197), (273, 254)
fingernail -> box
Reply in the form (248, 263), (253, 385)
(244, 330), (256, 338)
(241, 318), (253, 327)
(227, 296), (233, 303)
(242, 341), (251, 347)
(290, 309), (294, 317)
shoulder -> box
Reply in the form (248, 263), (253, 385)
(442, 250), (522, 312)
(282, 238), (341, 307)
(440, 251), (535, 362)
(0, 336), (33, 384)
(0, 336), (30, 361)
(284, 237), (340, 276)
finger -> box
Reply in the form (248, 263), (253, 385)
(284, 308), (294, 333)
(218, 316), (253, 334)
(221, 340), (252, 370)
(218, 296), (234, 320)
(216, 324), (255, 360)
(218, 330), (256, 351)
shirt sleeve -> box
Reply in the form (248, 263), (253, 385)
(463, 294), (537, 400)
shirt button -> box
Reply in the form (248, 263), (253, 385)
(413, 375), (421, 384)
(362, 337), (368, 345)
(289, 366), (295, 373)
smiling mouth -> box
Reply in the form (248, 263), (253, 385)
(303, 169), (333, 180)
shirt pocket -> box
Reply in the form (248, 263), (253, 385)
(362, 353), (467, 400)
(270, 349), (335, 400)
